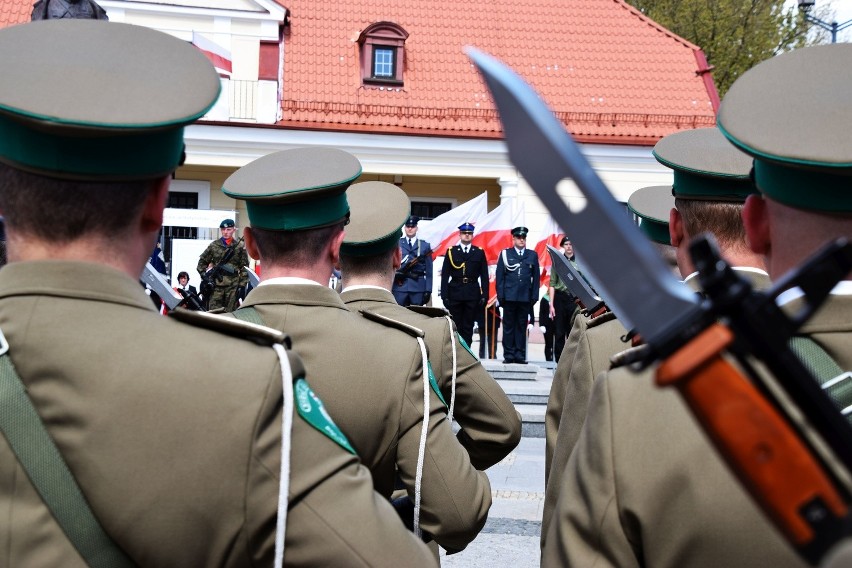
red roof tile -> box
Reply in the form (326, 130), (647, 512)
(281, 0), (718, 144)
(0, 0), (30, 28)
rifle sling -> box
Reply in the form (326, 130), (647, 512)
(0, 342), (134, 567)
(789, 336), (852, 423)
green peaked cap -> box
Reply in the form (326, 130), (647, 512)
(653, 127), (755, 202)
(222, 147), (362, 231)
(0, 20), (220, 181)
(341, 181), (411, 257)
(627, 185), (674, 245)
(718, 44), (852, 212)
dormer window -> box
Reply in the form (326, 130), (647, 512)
(359, 22), (408, 86)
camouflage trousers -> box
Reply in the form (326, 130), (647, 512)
(207, 284), (240, 312)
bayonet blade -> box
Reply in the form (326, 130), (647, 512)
(246, 266), (260, 289)
(140, 262), (182, 310)
(467, 48), (700, 345)
(547, 245), (606, 315)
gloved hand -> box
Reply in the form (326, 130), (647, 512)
(527, 323), (534, 332)
(540, 325), (546, 333)
(423, 292), (431, 304)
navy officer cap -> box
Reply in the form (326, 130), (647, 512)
(405, 215), (419, 227)
(458, 222), (475, 233)
(511, 226), (529, 237)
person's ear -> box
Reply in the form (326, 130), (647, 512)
(139, 176), (169, 233)
(743, 194), (770, 255)
(329, 228), (346, 267)
(393, 246), (402, 269)
(243, 227), (261, 260)
(669, 207), (684, 247)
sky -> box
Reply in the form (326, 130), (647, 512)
(786, 0), (852, 42)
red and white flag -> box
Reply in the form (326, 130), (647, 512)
(532, 215), (564, 289)
(471, 201), (525, 302)
(418, 192), (488, 258)
(192, 31), (232, 75)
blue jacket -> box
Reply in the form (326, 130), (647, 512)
(392, 237), (433, 293)
(496, 247), (539, 304)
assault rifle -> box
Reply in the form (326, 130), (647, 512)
(200, 237), (244, 308)
(470, 47), (852, 565)
(394, 252), (429, 286)
(546, 245), (607, 318)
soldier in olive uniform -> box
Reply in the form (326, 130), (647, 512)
(197, 218), (249, 312)
(542, 47), (851, 563)
(339, 181), (522, 472)
(496, 227), (539, 364)
(0, 20), (434, 567)
(225, 148), (491, 553)
(440, 222), (489, 347)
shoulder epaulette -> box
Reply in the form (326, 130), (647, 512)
(407, 305), (449, 318)
(360, 308), (426, 338)
(587, 310), (617, 329)
(169, 309), (290, 347)
(609, 344), (651, 369)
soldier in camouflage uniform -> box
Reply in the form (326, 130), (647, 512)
(196, 218), (249, 312)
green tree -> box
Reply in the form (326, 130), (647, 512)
(627, 0), (832, 97)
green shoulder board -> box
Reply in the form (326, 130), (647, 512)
(457, 332), (479, 360)
(170, 309), (289, 347)
(427, 361), (447, 407)
(295, 378), (357, 455)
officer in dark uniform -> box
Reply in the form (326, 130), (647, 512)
(392, 215), (433, 306)
(496, 226), (540, 364)
(440, 222), (489, 347)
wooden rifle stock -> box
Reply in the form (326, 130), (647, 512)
(657, 323), (848, 551)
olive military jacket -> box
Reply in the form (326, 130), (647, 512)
(341, 286), (522, 470)
(542, 273), (821, 568)
(0, 261), (435, 567)
(235, 283), (491, 552)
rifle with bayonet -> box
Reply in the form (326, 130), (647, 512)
(394, 251), (429, 286)
(200, 237), (244, 308)
(546, 245), (607, 318)
(468, 47), (852, 565)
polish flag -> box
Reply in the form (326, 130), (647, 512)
(532, 216), (564, 289)
(418, 192), (488, 258)
(471, 201), (525, 302)
(192, 32), (232, 75)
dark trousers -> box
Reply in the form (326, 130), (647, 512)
(446, 299), (478, 347)
(393, 290), (426, 307)
(543, 324), (554, 361)
(502, 301), (529, 362)
(553, 291), (578, 362)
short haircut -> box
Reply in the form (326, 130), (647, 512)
(177, 271), (190, 280)
(675, 198), (748, 251)
(339, 247), (396, 279)
(0, 163), (152, 243)
(249, 222), (345, 266)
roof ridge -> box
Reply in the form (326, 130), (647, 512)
(612, 0), (701, 51)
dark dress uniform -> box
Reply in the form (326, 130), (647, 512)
(392, 236), (433, 306)
(496, 244), (539, 363)
(440, 243), (489, 346)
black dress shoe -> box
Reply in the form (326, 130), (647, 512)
(516, 360), (528, 365)
(502, 358), (514, 364)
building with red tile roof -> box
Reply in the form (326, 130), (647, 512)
(0, 0), (718, 292)
(279, 0), (717, 145)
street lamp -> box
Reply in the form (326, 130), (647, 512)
(798, 0), (852, 43)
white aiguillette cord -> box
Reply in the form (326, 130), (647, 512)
(444, 316), (458, 423)
(272, 344), (294, 568)
(414, 336), (429, 539)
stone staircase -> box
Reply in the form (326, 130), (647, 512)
(481, 360), (553, 438)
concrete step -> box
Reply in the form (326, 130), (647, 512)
(515, 404), (545, 438)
